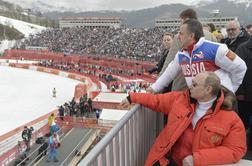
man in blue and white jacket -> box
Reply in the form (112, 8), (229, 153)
(149, 19), (247, 93)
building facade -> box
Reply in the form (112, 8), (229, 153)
(155, 17), (238, 30)
(59, 17), (122, 29)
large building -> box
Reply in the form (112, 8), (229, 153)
(155, 17), (238, 30)
(59, 16), (122, 29)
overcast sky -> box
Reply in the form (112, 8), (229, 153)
(57, 0), (193, 10)
(5, 0), (194, 11)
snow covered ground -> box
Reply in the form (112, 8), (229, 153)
(0, 66), (82, 136)
(0, 40), (16, 53)
(0, 59), (37, 64)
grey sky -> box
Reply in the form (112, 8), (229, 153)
(6, 0), (193, 11)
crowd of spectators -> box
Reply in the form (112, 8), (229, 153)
(58, 94), (94, 119)
(20, 27), (169, 61)
(37, 59), (144, 83)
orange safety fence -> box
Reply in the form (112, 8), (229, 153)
(3, 49), (155, 71)
(3, 49), (156, 83)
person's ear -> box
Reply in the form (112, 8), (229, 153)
(206, 85), (212, 95)
(191, 33), (195, 39)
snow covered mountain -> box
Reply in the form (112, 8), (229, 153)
(2, 0), (82, 13)
(0, 15), (46, 52)
(0, 15), (46, 37)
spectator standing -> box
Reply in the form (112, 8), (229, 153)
(50, 122), (60, 135)
(236, 36), (252, 149)
(95, 109), (100, 119)
(159, 9), (217, 92)
(21, 126), (33, 151)
(47, 132), (60, 162)
(246, 24), (252, 36)
(58, 106), (64, 121)
(223, 20), (250, 52)
(70, 97), (76, 115)
(149, 32), (173, 75)
(149, 32), (174, 124)
(88, 98), (93, 112)
(48, 113), (55, 127)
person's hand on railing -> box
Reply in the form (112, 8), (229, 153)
(120, 98), (131, 109)
(146, 86), (155, 94)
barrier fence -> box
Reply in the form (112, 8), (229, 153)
(79, 105), (157, 166)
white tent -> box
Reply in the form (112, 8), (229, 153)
(98, 109), (128, 126)
(93, 92), (128, 103)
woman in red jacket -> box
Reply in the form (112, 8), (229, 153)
(121, 72), (246, 166)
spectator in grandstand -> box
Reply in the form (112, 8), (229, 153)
(20, 26), (167, 61)
(223, 20), (250, 52)
(17, 141), (23, 157)
(246, 24), (252, 36)
(47, 132), (60, 162)
(16, 140), (28, 164)
(48, 113), (55, 127)
(88, 98), (93, 112)
(207, 23), (216, 33)
(148, 19), (247, 94)
(158, 8), (217, 92)
(202, 24), (211, 32)
(206, 23), (223, 42)
(80, 102), (88, 117)
(50, 122), (60, 135)
(21, 126), (33, 152)
(58, 105), (64, 121)
(95, 109), (101, 119)
(121, 71), (246, 166)
(70, 97), (77, 116)
(235, 36), (252, 149)
(148, 32), (174, 75)
(37, 137), (48, 161)
(214, 31), (225, 43)
(79, 97), (85, 115)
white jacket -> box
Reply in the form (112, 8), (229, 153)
(151, 38), (247, 93)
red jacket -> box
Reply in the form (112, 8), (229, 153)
(130, 90), (246, 166)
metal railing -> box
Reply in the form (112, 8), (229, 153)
(16, 129), (64, 166)
(0, 119), (48, 156)
(78, 105), (252, 166)
(79, 104), (158, 166)
(60, 129), (95, 166)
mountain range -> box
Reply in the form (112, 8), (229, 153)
(44, 0), (252, 28)
(1, 0), (252, 28)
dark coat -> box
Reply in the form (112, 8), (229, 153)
(21, 129), (29, 141)
(236, 37), (252, 101)
(224, 29), (250, 52)
(148, 49), (169, 74)
(22, 128), (33, 140)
